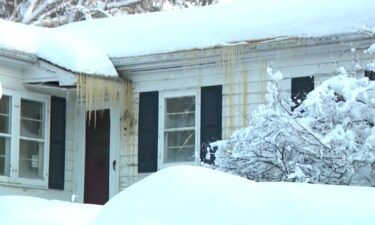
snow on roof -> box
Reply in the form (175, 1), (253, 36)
(0, 19), (118, 77)
(59, 0), (375, 58)
(1, 0), (375, 77)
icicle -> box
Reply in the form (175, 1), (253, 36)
(76, 73), (126, 125)
(181, 45), (249, 136)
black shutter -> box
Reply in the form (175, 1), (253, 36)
(291, 76), (314, 109)
(48, 96), (66, 190)
(200, 85), (222, 164)
(138, 91), (159, 173)
(365, 70), (375, 81)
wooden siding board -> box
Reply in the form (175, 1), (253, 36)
(117, 39), (373, 190)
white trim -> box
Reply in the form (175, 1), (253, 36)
(158, 89), (201, 169)
(75, 106), (85, 203)
(24, 61), (76, 86)
(109, 103), (120, 198)
(0, 89), (50, 188)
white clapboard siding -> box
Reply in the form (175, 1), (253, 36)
(0, 63), (74, 201)
(116, 36), (374, 191)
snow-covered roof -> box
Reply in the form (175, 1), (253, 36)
(0, 20), (118, 77)
(1, 0), (375, 77)
(59, 0), (375, 59)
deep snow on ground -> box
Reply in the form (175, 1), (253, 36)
(95, 166), (375, 225)
(1, 166), (375, 225)
(0, 195), (101, 225)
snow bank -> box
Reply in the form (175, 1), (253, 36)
(0, 196), (101, 225)
(59, 0), (375, 58)
(95, 166), (375, 225)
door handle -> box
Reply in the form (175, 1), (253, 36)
(112, 160), (117, 171)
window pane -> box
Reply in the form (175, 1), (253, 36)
(164, 130), (195, 163)
(21, 119), (43, 138)
(0, 136), (10, 176)
(21, 99), (43, 138)
(19, 140), (44, 179)
(21, 99), (43, 120)
(0, 96), (11, 134)
(165, 96), (195, 129)
(165, 112), (195, 129)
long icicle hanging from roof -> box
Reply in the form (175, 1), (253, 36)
(76, 73), (128, 123)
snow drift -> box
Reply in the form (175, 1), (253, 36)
(0, 195), (101, 225)
(1, 166), (375, 225)
(95, 165), (375, 225)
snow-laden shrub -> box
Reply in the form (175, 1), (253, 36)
(212, 69), (375, 186)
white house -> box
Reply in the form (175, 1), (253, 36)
(0, 0), (374, 204)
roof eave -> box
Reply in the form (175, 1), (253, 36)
(0, 47), (37, 66)
(112, 32), (375, 74)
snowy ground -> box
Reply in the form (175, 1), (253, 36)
(1, 166), (375, 225)
(0, 195), (101, 225)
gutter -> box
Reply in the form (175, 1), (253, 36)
(0, 47), (37, 65)
(112, 32), (375, 73)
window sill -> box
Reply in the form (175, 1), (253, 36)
(0, 180), (48, 190)
(159, 161), (198, 170)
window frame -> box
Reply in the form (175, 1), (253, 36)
(158, 89), (201, 169)
(0, 89), (50, 188)
(0, 95), (12, 180)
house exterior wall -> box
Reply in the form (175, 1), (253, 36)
(117, 36), (374, 190)
(0, 35), (373, 201)
(70, 90), (122, 203)
(0, 61), (73, 201)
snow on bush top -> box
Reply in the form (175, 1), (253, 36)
(95, 165), (375, 225)
(298, 75), (375, 165)
(1, 0), (375, 76)
(213, 72), (375, 186)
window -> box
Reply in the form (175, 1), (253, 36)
(0, 96), (11, 177)
(19, 99), (45, 180)
(159, 91), (200, 167)
(0, 91), (49, 187)
(138, 86), (222, 172)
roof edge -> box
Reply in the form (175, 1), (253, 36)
(112, 32), (375, 73)
(0, 47), (37, 65)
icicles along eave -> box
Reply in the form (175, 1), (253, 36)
(76, 74), (133, 122)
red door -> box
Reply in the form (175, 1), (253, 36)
(84, 110), (110, 205)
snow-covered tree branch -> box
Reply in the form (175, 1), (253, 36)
(0, 0), (220, 27)
(210, 66), (375, 186)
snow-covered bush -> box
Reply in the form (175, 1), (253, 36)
(212, 69), (375, 186)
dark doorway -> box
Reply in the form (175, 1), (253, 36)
(84, 109), (110, 205)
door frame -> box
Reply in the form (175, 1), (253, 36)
(75, 102), (120, 203)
